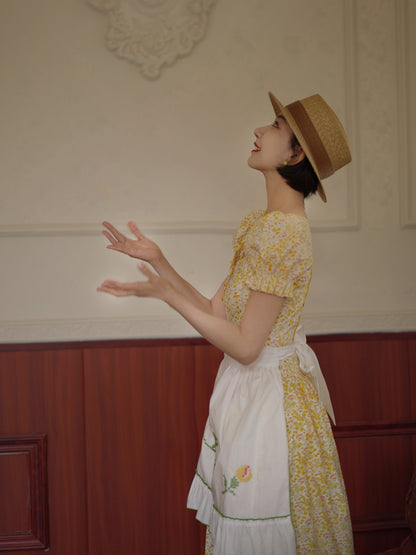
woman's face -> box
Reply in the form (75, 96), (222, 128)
(248, 116), (296, 173)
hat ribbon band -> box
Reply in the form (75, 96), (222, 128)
(286, 100), (334, 179)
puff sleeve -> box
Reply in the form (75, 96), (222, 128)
(240, 213), (311, 299)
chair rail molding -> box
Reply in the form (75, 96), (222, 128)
(1, 309), (416, 343)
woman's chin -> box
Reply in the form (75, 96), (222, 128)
(247, 156), (257, 169)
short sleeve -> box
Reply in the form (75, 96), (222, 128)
(240, 213), (311, 299)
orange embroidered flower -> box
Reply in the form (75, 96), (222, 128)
(222, 465), (254, 495)
(235, 464), (253, 483)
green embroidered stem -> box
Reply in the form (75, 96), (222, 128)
(222, 475), (240, 496)
(213, 504), (291, 522)
(195, 469), (212, 491)
(203, 432), (218, 453)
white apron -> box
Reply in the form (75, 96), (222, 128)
(187, 326), (334, 555)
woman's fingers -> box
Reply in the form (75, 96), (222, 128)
(137, 263), (153, 279)
(98, 265), (164, 299)
(127, 221), (144, 240)
(97, 279), (123, 291)
(102, 221), (126, 242)
(102, 230), (118, 245)
(97, 279), (137, 296)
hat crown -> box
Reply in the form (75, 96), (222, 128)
(297, 94), (351, 176)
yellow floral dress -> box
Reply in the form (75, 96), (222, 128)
(187, 209), (354, 554)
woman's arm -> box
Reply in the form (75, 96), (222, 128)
(98, 265), (283, 364)
(101, 221), (225, 317)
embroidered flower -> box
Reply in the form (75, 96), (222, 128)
(222, 465), (253, 495)
(235, 464), (253, 483)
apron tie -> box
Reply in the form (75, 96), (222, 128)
(294, 325), (336, 424)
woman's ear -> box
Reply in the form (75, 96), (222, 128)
(288, 145), (305, 166)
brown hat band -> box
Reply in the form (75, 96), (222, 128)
(286, 100), (334, 179)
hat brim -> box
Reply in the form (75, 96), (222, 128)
(268, 92), (327, 203)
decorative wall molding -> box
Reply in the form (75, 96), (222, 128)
(0, 214), (359, 237)
(0, 221), (236, 238)
(87, 0), (216, 80)
(396, 0), (416, 228)
(307, 0), (359, 232)
(357, 0), (402, 230)
(0, 434), (49, 551)
(1, 309), (415, 343)
(303, 309), (416, 336)
(340, 0), (359, 230)
(2, 0), (358, 237)
(344, 0), (360, 230)
(0, 211), (361, 237)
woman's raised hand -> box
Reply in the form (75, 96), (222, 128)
(101, 221), (161, 264)
(97, 264), (173, 301)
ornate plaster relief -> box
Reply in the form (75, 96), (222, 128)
(87, 0), (216, 79)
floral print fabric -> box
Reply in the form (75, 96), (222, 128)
(221, 210), (353, 553)
(223, 209), (313, 347)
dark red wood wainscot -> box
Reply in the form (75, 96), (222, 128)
(0, 332), (415, 554)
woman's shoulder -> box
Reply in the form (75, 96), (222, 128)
(234, 209), (311, 253)
(232, 209), (264, 248)
(256, 210), (311, 242)
(249, 212), (312, 266)
(236, 208), (307, 231)
(238, 209), (265, 229)
(260, 209), (308, 226)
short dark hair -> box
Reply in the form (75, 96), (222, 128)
(277, 134), (320, 198)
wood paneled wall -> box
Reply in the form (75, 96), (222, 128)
(311, 335), (416, 554)
(0, 333), (415, 555)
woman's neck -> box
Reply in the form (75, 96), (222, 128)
(263, 171), (306, 216)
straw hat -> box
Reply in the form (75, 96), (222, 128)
(268, 92), (351, 202)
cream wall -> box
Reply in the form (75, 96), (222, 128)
(0, 0), (415, 342)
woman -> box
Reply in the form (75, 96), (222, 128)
(98, 92), (354, 554)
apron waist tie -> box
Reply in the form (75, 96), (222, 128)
(223, 325), (336, 424)
(293, 325), (336, 424)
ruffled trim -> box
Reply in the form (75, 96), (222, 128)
(241, 254), (296, 298)
(210, 508), (297, 555)
(187, 473), (297, 554)
(246, 269), (295, 298)
(187, 471), (213, 525)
